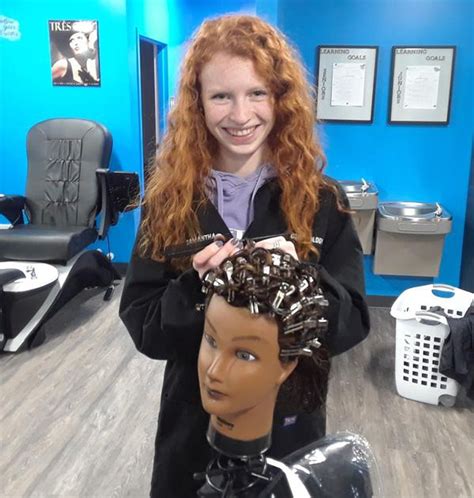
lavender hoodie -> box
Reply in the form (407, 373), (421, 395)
(208, 164), (276, 239)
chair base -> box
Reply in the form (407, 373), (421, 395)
(1, 250), (120, 353)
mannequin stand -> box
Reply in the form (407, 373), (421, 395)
(195, 453), (272, 497)
(195, 424), (277, 497)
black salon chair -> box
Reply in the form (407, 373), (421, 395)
(0, 118), (139, 352)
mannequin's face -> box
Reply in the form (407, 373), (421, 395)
(198, 295), (296, 419)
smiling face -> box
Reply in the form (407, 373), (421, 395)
(199, 52), (275, 174)
(198, 295), (296, 423)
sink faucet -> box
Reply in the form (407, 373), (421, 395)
(435, 203), (443, 217)
(361, 178), (370, 193)
(25, 265), (37, 279)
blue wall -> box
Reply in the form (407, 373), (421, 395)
(278, 0), (473, 296)
(165, 0), (256, 97)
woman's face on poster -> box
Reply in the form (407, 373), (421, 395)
(69, 32), (88, 55)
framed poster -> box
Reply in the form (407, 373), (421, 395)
(316, 46), (378, 123)
(49, 20), (101, 86)
(389, 46), (455, 124)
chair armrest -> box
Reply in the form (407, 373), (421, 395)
(0, 195), (26, 225)
(106, 171), (140, 213)
(95, 169), (140, 240)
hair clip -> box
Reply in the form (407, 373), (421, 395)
(298, 279), (309, 293)
(283, 322), (303, 335)
(284, 284), (296, 297)
(213, 277), (225, 290)
(310, 338), (322, 349)
(201, 272), (215, 294)
(262, 264), (270, 285)
(223, 260), (234, 282)
(271, 253), (282, 267)
(282, 301), (303, 321)
(280, 347), (313, 358)
(249, 296), (259, 315)
(318, 317), (328, 328)
(272, 288), (286, 310)
(283, 318), (317, 335)
(281, 253), (293, 268)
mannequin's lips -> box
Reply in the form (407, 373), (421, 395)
(206, 387), (227, 400)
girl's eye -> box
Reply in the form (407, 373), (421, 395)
(204, 332), (217, 348)
(252, 89), (267, 97)
(236, 350), (257, 361)
(211, 93), (229, 100)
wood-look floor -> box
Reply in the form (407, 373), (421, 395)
(1, 284), (472, 498)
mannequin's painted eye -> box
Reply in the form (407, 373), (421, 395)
(204, 332), (217, 348)
(236, 350), (257, 361)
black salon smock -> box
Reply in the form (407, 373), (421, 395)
(119, 177), (370, 497)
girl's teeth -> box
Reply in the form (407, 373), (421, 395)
(227, 126), (256, 137)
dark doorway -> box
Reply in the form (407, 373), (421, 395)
(139, 37), (168, 186)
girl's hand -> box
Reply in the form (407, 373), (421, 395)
(254, 236), (299, 260)
(192, 237), (242, 279)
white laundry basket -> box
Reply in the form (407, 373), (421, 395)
(390, 284), (474, 406)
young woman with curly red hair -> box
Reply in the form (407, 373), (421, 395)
(120, 14), (370, 497)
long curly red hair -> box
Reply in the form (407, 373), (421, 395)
(138, 15), (329, 269)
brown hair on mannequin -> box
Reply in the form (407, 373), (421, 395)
(200, 246), (329, 448)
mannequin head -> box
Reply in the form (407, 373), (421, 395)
(198, 247), (329, 450)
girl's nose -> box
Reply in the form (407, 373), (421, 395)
(229, 99), (252, 125)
